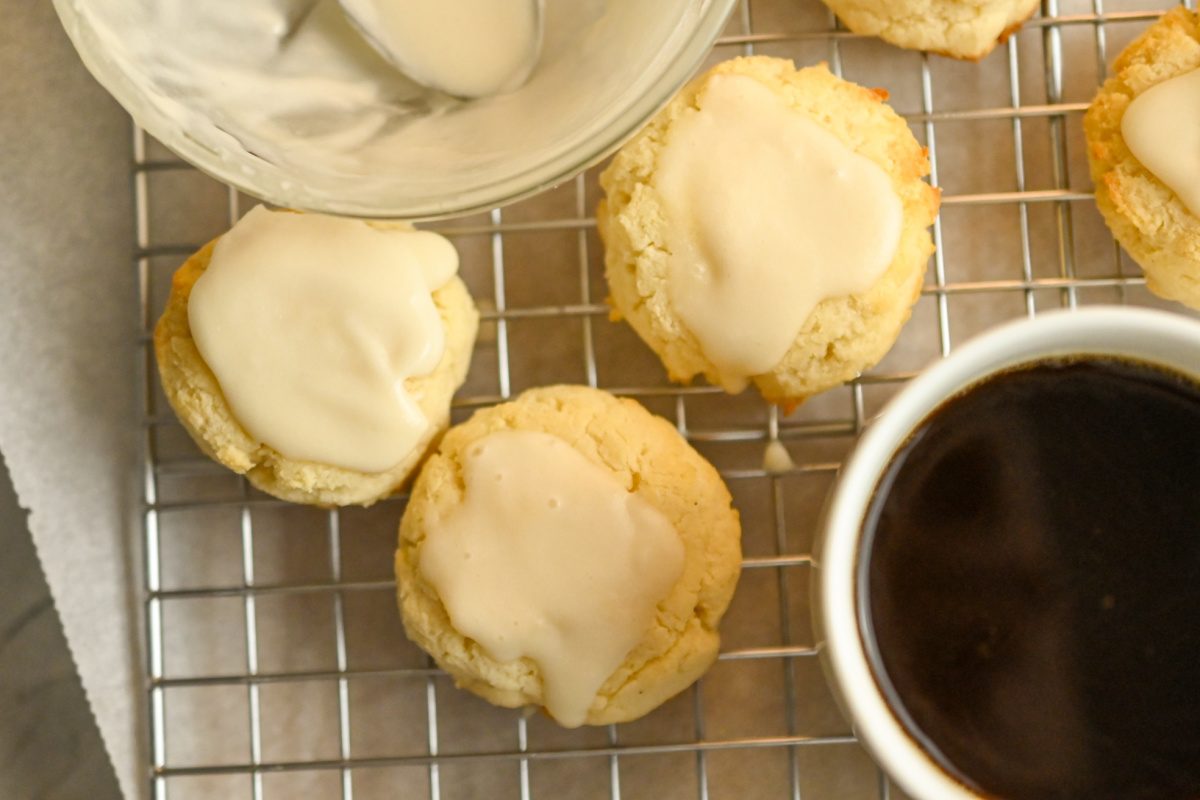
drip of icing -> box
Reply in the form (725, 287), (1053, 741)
(420, 430), (685, 727)
(188, 206), (458, 472)
(655, 73), (904, 393)
(763, 440), (796, 473)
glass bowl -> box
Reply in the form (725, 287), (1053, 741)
(54, 0), (737, 219)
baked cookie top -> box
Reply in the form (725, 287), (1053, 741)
(154, 210), (479, 507)
(599, 56), (939, 408)
(396, 385), (742, 726)
(1085, 7), (1200, 310)
(820, 0), (1039, 60)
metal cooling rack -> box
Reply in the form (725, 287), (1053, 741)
(134, 1), (1198, 798)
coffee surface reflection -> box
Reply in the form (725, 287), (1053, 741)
(863, 358), (1200, 800)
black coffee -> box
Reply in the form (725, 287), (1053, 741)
(862, 357), (1200, 800)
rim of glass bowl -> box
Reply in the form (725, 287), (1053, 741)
(52, 0), (739, 220)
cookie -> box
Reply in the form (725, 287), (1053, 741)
(598, 56), (939, 409)
(395, 385), (741, 727)
(1085, 7), (1200, 311)
(819, 0), (1039, 60)
(154, 207), (478, 507)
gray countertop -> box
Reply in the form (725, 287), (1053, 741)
(0, 447), (121, 800)
(0, 0), (139, 797)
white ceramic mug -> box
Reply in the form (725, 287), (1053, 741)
(813, 305), (1200, 800)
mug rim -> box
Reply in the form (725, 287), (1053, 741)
(817, 305), (1200, 800)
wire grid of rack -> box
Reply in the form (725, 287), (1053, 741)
(133, 1), (1199, 798)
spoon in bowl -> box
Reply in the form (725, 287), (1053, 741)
(336, 0), (544, 98)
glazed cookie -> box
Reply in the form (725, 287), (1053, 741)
(396, 385), (741, 727)
(599, 56), (939, 408)
(819, 0), (1039, 61)
(1085, 7), (1200, 310)
(154, 206), (478, 507)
